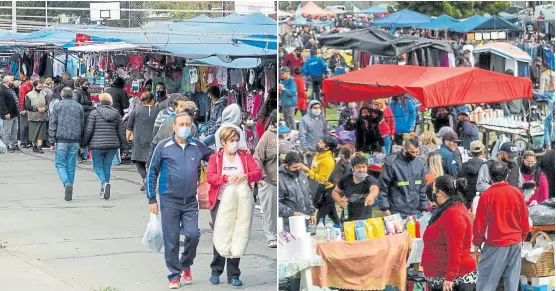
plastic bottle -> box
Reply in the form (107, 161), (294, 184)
(325, 218), (333, 242)
(415, 217), (421, 238)
(343, 204), (349, 220)
(333, 224), (342, 241)
(407, 216), (416, 239)
(316, 219), (325, 241)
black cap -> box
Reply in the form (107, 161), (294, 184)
(294, 46), (302, 52)
(310, 48), (318, 55)
(499, 142), (518, 158)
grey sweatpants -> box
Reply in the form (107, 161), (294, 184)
(282, 106), (296, 131)
(477, 243), (522, 291)
(259, 182), (277, 243)
(2, 118), (18, 148)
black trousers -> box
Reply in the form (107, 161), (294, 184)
(316, 188), (340, 225)
(135, 161), (147, 180)
(311, 77), (323, 102)
(210, 200), (241, 279)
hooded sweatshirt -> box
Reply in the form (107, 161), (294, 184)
(204, 96), (227, 135)
(254, 124), (278, 185)
(298, 100), (328, 152)
(390, 99), (416, 134)
(214, 103), (247, 150)
(82, 103), (126, 150)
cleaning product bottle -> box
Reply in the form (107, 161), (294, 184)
(415, 217), (421, 238)
(343, 203), (349, 220)
(316, 218), (325, 241)
(325, 218), (333, 242)
(407, 216), (416, 238)
(333, 224), (342, 241)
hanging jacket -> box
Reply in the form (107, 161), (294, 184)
(344, 107), (384, 152)
(205, 149), (263, 209)
(378, 151), (428, 217)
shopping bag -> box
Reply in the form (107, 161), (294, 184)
(198, 181), (211, 209)
(141, 213), (164, 253)
(0, 139), (6, 155)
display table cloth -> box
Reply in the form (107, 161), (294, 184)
(312, 232), (412, 291)
(278, 256), (324, 279)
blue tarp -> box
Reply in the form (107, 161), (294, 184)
(416, 14), (460, 30)
(358, 6), (389, 14)
(449, 15), (521, 32)
(196, 56), (261, 68)
(14, 29), (117, 48)
(371, 9), (431, 28)
(287, 16), (334, 27)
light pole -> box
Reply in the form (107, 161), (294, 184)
(11, 0), (16, 32)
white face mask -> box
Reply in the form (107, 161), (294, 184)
(311, 109), (321, 116)
(246, 120), (254, 127)
(227, 141), (239, 154)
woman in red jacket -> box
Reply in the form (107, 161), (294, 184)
(373, 99), (395, 154)
(421, 175), (477, 291)
(205, 126), (262, 287)
(293, 68), (308, 116)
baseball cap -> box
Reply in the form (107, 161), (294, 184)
(278, 125), (291, 136)
(469, 140), (485, 153)
(310, 48), (318, 55)
(436, 126), (455, 137)
(294, 46), (302, 52)
(280, 66), (291, 74)
(499, 142), (518, 158)
(442, 131), (461, 142)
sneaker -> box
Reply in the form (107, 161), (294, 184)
(7, 147), (15, 153)
(32, 146), (39, 153)
(140, 183), (145, 191)
(21, 143), (29, 149)
(168, 278), (180, 289)
(64, 184), (73, 201)
(99, 184), (105, 199)
(181, 269), (192, 285)
(209, 275), (220, 285)
(14, 145), (21, 152)
(37, 147), (44, 154)
(268, 240), (277, 248)
(228, 278), (243, 287)
(103, 183), (111, 200)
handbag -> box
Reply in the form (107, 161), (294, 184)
(198, 165), (211, 209)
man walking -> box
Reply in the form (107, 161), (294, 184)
(302, 48), (327, 101)
(0, 75), (20, 152)
(473, 161), (530, 291)
(279, 66), (297, 131)
(48, 87), (84, 201)
(147, 113), (213, 289)
(254, 110), (278, 248)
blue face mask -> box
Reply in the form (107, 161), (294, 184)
(177, 127), (191, 140)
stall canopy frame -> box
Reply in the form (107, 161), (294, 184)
(322, 64), (533, 108)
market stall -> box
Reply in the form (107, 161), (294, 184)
(473, 42), (532, 76)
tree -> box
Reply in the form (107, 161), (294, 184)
(393, 1), (511, 18)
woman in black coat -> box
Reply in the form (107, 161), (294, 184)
(344, 106), (384, 153)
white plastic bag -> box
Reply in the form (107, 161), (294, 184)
(0, 139), (6, 155)
(141, 213), (164, 253)
(213, 182), (253, 258)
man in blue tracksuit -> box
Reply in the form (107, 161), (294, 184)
(389, 95), (416, 145)
(279, 66), (297, 131)
(147, 112), (214, 289)
(302, 48), (327, 101)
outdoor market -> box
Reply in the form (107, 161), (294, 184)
(278, 1), (555, 291)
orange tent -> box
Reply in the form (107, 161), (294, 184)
(300, 1), (336, 17)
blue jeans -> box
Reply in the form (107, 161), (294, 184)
(202, 134), (215, 146)
(92, 149), (118, 186)
(382, 135), (392, 154)
(54, 143), (80, 187)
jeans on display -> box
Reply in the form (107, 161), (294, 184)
(91, 149), (118, 186)
(202, 134), (215, 147)
(54, 143), (80, 187)
(382, 135), (392, 154)
(282, 106), (296, 130)
(2, 118), (18, 148)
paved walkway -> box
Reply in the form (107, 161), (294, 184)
(0, 150), (276, 291)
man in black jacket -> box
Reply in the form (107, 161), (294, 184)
(104, 77), (129, 117)
(0, 75), (20, 152)
(458, 140), (486, 208)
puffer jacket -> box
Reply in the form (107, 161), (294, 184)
(279, 165), (315, 217)
(72, 88), (93, 123)
(457, 157), (485, 203)
(378, 151), (428, 217)
(344, 107), (384, 152)
(82, 103), (127, 150)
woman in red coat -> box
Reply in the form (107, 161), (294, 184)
(205, 126), (262, 287)
(421, 175), (477, 291)
(293, 68), (308, 116)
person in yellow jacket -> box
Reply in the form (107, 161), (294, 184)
(299, 136), (337, 223)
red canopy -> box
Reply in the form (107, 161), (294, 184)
(300, 1), (336, 17)
(322, 65), (532, 108)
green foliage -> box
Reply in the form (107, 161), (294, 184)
(394, 1), (511, 18)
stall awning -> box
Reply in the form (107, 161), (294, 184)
(358, 6), (389, 15)
(67, 42), (138, 52)
(416, 15), (460, 30)
(322, 65), (532, 108)
(299, 1), (336, 17)
(449, 15), (521, 32)
(371, 9), (430, 28)
(473, 42), (532, 63)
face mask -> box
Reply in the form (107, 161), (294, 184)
(8, 83), (14, 88)
(296, 53), (301, 57)
(316, 147), (327, 153)
(177, 127), (191, 140)
(288, 168), (300, 177)
(353, 172), (368, 180)
(227, 141), (239, 154)
(246, 120), (254, 127)
(361, 115), (371, 120)
(405, 151), (416, 161)
(433, 191), (440, 205)
(311, 109), (321, 116)
(82, 87), (88, 91)
(521, 164), (535, 174)
(35, 89), (42, 93)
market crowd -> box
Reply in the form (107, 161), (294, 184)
(278, 20), (555, 290)
(0, 71), (278, 289)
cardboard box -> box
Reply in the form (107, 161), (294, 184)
(532, 277), (555, 291)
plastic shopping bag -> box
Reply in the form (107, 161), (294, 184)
(0, 139), (6, 155)
(141, 213), (164, 253)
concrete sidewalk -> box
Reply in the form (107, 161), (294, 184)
(0, 150), (276, 291)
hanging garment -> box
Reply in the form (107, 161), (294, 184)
(113, 54), (128, 67)
(230, 69), (243, 85)
(198, 67), (209, 92)
(126, 55), (142, 71)
(216, 67), (228, 86)
(38, 53), (48, 76)
(208, 67), (218, 86)
(251, 93), (262, 118)
(33, 53), (40, 75)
